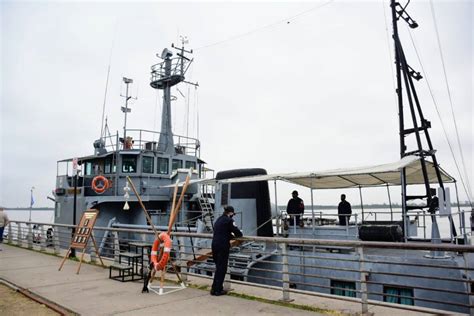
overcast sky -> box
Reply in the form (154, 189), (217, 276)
(1, 0), (472, 208)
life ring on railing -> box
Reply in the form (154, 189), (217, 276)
(150, 232), (172, 271)
(91, 175), (109, 194)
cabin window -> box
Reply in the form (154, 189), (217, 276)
(104, 159), (116, 174)
(122, 155), (137, 173)
(172, 159), (182, 171)
(85, 162), (93, 176)
(221, 184), (229, 206)
(330, 280), (356, 298)
(157, 157), (169, 174)
(185, 161), (196, 170)
(383, 286), (414, 305)
(142, 156), (154, 174)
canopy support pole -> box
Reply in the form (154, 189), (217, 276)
(401, 169), (408, 243)
(386, 184), (393, 221)
(310, 188), (315, 235)
(359, 186), (364, 224)
(273, 180), (279, 235)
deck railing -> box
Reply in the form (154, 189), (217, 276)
(4, 220), (474, 315)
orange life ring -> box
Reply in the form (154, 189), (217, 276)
(150, 232), (172, 271)
(91, 175), (109, 194)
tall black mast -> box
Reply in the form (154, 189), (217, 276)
(389, 0), (455, 242)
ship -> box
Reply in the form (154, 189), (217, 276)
(52, 0), (473, 313)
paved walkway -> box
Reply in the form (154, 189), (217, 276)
(0, 244), (442, 315)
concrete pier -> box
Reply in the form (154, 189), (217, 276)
(0, 244), (444, 315)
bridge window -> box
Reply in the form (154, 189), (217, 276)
(142, 156), (154, 173)
(383, 286), (414, 305)
(104, 159), (116, 174)
(172, 159), (182, 171)
(85, 162), (93, 176)
(185, 161), (196, 170)
(330, 280), (356, 297)
(157, 157), (169, 174)
(122, 155), (137, 173)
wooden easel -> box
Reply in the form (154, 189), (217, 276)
(58, 209), (105, 274)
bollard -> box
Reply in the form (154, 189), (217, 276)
(280, 242), (292, 302)
(358, 246), (369, 315)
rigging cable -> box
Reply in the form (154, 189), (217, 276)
(192, 83), (198, 141)
(382, 0), (398, 110)
(407, 27), (472, 207)
(429, 0), (472, 203)
(196, 88), (200, 141)
(195, 0), (334, 51)
(100, 21), (118, 140)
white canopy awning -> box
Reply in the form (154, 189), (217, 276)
(215, 156), (455, 189)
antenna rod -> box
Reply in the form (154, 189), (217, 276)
(121, 77), (134, 144)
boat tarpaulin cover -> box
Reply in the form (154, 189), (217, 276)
(215, 156), (455, 189)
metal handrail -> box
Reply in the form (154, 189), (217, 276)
(5, 220), (474, 314)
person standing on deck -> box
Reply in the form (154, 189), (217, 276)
(286, 190), (305, 227)
(0, 207), (10, 250)
(338, 194), (352, 226)
(211, 205), (243, 296)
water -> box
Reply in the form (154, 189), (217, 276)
(5, 209), (54, 224)
(5, 207), (470, 240)
(290, 207), (472, 239)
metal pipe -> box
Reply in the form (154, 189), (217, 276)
(386, 184), (393, 221)
(280, 242), (291, 302)
(10, 220), (474, 252)
(310, 189), (315, 234)
(358, 186), (364, 224)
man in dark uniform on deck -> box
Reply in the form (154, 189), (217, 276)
(338, 194), (352, 226)
(286, 190), (305, 227)
(211, 205), (243, 296)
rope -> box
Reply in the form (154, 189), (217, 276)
(429, 0), (473, 204)
(381, 0), (398, 110)
(195, 0), (334, 51)
(406, 30), (471, 206)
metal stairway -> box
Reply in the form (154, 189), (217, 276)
(198, 197), (214, 232)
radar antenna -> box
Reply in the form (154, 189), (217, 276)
(150, 39), (198, 154)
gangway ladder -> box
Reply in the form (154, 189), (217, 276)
(198, 197), (214, 232)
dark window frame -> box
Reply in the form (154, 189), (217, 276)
(185, 161), (196, 170)
(330, 280), (356, 298)
(172, 159), (183, 171)
(122, 155), (137, 173)
(383, 286), (414, 305)
(157, 157), (169, 175)
(142, 156), (154, 174)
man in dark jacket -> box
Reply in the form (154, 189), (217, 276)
(338, 194), (352, 226)
(286, 190), (305, 227)
(211, 205), (243, 296)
